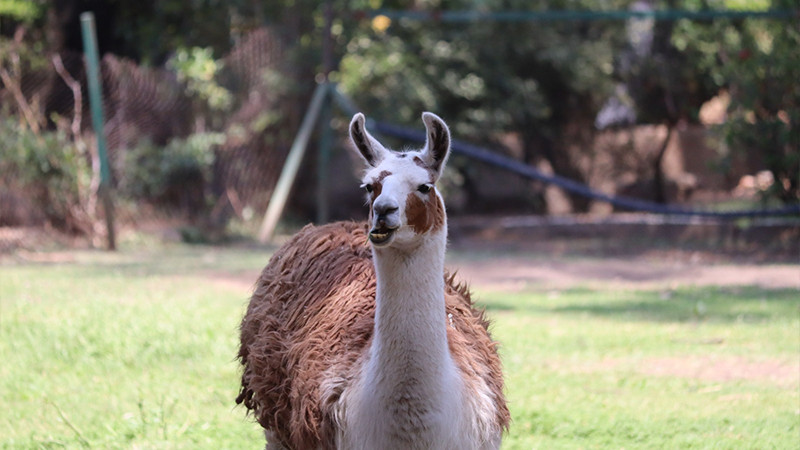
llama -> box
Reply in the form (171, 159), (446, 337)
(236, 112), (509, 449)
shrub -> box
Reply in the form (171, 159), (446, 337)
(118, 132), (225, 214)
(0, 118), (91, 231)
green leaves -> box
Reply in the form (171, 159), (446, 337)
(169, 47), (233, 112)
(0, 0), (42, 23)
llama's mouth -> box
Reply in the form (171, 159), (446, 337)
(369, 227), (396, 245)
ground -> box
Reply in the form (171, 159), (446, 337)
(1, 217), (797, 447)
(451, 253), (798, 291)
(446, 214), (798, 289)
(3, 215), (797, 292)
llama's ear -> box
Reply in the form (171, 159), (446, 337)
(349, 113), (384, 167)
(421, 112), (451, 179)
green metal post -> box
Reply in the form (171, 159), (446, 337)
(81, 11), (116, 250)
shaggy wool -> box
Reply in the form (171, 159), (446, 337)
(237, 221), (509, 449)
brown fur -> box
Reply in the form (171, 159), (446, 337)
(369, 171), (391, 202)
(413, 155), (438, 180)
(373, 170), (392, 184)
(237, 221), (509, 449)
(405, 192), (445, 234)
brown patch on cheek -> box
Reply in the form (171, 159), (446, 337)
(431, 194), (445, 231)
(405, 192), (445, 234)
(366, 171), (391, 221)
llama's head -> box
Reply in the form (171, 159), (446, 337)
(349, 112), (451, 250)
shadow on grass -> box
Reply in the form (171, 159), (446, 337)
(482, 286), (800, 324)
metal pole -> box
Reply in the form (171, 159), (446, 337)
(258, 82), (329, 243)
(80, 11), (116, 250)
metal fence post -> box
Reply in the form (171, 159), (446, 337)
(80, 11), (116, 250)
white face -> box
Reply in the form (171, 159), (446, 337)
(349, 112), (452, 250)
(360, 151), (445, 249)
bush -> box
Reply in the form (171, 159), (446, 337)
(674, 8), (800, 203)
(0, 118), (91, 231)
(118, 132), (225, 214)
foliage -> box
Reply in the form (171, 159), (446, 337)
(169, 47), (232, 112)
(2, 0), (797, 232)
(0, 0), (42, 23)
(338, 0), (798, 207)
(719, 16), (799, 202)
(118, 132), (225, 206)
(105, 0), (251, 65)
(672, 1), (799, 202)
(0, 117), (91, 231)
(339, 0), (727, 211)
(0, 18), (50, 133)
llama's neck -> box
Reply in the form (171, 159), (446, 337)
(358, 229), (463, 439)
(371, 233), (450, 370)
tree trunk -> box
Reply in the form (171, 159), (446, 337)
(652, 124), (674, 204)
(523, 132), (592, 213)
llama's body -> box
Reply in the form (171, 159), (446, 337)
(237, 113), (509, 449)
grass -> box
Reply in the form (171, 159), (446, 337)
(482, 286), (799, 449)
(1, 246), (268, 448)
(1, 244), (798, 449)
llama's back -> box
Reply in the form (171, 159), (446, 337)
(237, 221), (509, 449)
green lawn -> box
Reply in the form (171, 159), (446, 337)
(1, 245), (797, 449)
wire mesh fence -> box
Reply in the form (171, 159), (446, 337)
(1, 6), (797, 252)
(1, 26), (299, 249)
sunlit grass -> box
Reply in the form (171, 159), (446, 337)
(1, 247), (268, 448)
(479, 285), (799, 449)
(1, 246), (797, 448)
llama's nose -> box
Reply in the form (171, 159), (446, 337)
(373, 202), (399, 228)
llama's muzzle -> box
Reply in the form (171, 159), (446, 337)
(370, 199), (399, 245)
(369, 225), (396, 245)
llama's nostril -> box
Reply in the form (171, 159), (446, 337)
(374, 204), (399, 229)
(374, 205), (398, 218)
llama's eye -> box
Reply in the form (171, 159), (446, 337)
(417, 184), (432, 194)
(361, 183), (374, 193)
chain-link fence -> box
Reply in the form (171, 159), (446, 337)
(1, 26), (300, 249)
(2, 6), (797, 251)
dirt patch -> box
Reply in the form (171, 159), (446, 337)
(446, 215), (799, 291)
(0, 227), (87, 255)
(449, 257), (800, 292)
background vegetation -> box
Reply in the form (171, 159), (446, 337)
(1, 0), (797, 243)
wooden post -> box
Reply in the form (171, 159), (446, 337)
(80, 12), (116, 250)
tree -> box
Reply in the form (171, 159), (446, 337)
(339, 0), (632, 212)
(673, 0), (799, 203)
